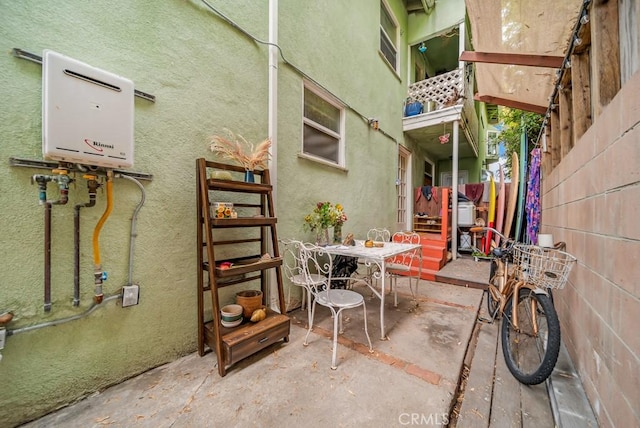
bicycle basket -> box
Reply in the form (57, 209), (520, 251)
(512, 244), (577, 290)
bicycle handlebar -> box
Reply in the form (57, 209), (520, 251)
(469, 226), (507, 242)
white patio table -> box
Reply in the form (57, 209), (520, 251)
(321, 240), (422, 340)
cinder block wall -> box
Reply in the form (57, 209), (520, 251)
(541, 70), (640, 427)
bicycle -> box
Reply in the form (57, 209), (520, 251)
(470, 226), (577, 385)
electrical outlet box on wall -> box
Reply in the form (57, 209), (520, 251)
(122, 285), (140, 307)
(42, 49), (135, 169)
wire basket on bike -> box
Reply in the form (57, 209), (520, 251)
(512, 244), (577, 290)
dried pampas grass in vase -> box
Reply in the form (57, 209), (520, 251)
(209, 129), (272, 181)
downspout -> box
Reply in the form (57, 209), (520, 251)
(73, 175), (99, 306)
(93, 170), (114, 304)
(267, 0), (278, 309)
(268, 0), (278, 184)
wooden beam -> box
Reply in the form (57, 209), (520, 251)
(541, 126), (552, 177)
(559, 88), (573, 158)
(591, 0), (620, 117)
(571, 49), (592, 141)
(460, 51), (564, 68)
(474, 94), (547, 114)
(550, 109), (560, 169)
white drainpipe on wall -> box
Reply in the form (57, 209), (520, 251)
(268, 0), (279, 308)
(268, 0), (278, 198)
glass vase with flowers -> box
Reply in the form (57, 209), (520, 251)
(303, 201), (347, 246)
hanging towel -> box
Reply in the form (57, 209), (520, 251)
(421, 185), (433, 201)
(465, 183), (484, 203)
(526, 148), (542, 244)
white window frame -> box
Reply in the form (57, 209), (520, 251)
(300, 81), (346, 168)
(440, 170), (468, 186)
(486, 130), (499, 157)
(380, 0), (399, 73)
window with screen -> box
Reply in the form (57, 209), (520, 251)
(380, 1), (398, 72)
(302, 82), (345, 166)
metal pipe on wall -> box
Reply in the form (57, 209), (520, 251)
(73, 175), (99, 306)
(32, 169), (72, 312)
(44, 202), (52, 312)
(116, 174), (146, 286)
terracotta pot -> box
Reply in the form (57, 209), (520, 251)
(235, 290), (263, 318)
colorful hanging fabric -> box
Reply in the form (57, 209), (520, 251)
(525, 148), (541, 244)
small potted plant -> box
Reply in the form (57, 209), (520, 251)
(209, 129), (271, 182)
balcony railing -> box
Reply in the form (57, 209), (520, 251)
(407, 68), (463, 110)
(405, 67), (479, 157)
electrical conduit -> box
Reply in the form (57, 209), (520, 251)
(116, 174), (146, 286)
(92, 170), (114, 303)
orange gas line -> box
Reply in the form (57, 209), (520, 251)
(93, 170), (114, 269)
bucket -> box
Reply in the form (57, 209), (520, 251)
(235, 290), (263, 318)
(538, 234), (554, 248)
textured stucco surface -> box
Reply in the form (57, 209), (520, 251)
(0, 1), (419, 425)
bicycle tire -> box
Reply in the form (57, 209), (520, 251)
(501, 288), (561, 385)
(486, 259), (500, 318)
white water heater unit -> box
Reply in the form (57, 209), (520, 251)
(42, 49), (134, 168)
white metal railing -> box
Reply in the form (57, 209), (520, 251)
(407, 68), (463, 110)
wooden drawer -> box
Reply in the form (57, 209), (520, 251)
(222, 312), (290, 366)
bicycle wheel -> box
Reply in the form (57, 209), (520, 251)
(501, 288), (561, 385)
(486, 259), (500, 317)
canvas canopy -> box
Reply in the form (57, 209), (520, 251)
(464, 0), (583, 113)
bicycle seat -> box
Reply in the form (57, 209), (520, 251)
(492, 247), (506, 258)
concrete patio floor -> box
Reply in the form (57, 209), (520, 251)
(21, 257), (598, 427)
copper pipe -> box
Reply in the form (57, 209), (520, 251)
(44, 202), (52, 312)
(73, 176), (99, 306)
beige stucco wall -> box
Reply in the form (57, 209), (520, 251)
(0, 1), (415, 425)
(541, 69), (640, 427)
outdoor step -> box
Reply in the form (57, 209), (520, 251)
(392, 266), (438, 281)
(421, 245), (447, 259)
(413, 256), (446, 271)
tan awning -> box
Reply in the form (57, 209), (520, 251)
(464, 0), (583, 113)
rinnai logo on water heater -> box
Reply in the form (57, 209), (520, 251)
(42, 49), (135, 169)
(84, 139), (115, 152)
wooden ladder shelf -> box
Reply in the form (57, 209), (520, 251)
(196, 158), (289, 376)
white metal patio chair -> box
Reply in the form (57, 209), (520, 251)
(296, 241), (373, 369)
(355, 228), (391, 288)
(385, 231), (422, 306)
(281, 239), (325, 317)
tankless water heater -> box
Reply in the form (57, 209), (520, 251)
(42, 49), (134, 168)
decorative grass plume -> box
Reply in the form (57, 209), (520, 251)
(209, 129), (271, 171)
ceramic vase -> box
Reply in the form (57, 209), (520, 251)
(316, 228), (330, 246)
